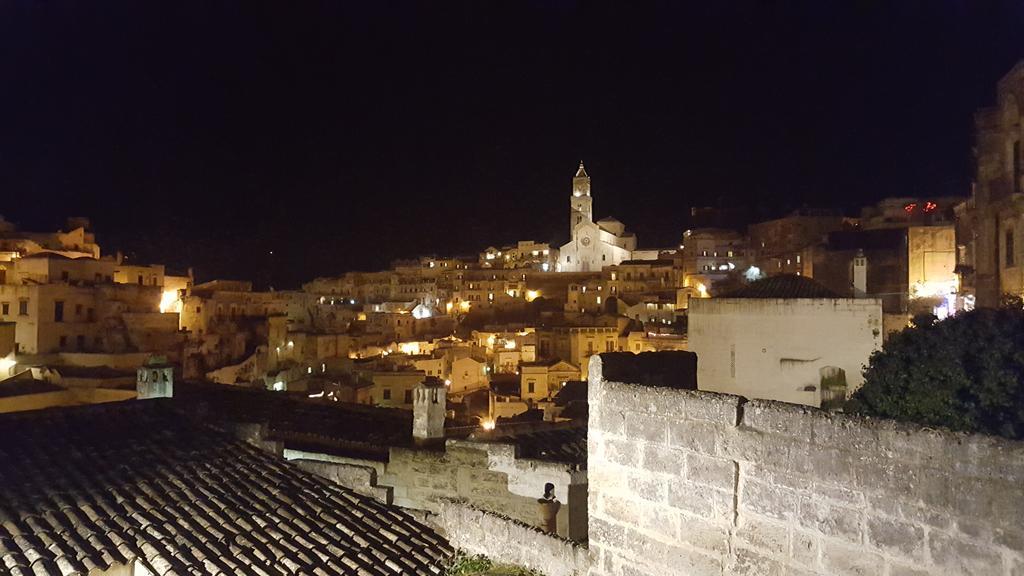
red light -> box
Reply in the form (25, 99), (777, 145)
(904, 203), (917, 214)
(923, 201), (937, 213)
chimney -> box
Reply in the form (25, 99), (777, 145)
(0, 322), (15, 379)
(412, 379), (446, 446)
(137, 355), (174, 399)
(852, 250), (868, 297)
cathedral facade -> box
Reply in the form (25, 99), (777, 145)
(558, 162), (637, 272)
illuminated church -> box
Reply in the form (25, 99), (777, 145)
(558, 162), (637, 271)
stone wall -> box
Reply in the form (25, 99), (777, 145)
(383, 443), (540, 522)
(588, 355), (1024, 576)
(438, 499), (590, 576)
(291, 439), (588, 541)
(293, 459), (392, 503)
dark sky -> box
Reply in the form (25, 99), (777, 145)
(2, 1), (1023, 288)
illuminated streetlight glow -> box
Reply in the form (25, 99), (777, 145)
(159, 290), (182, 313)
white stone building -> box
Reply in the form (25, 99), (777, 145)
(558, 163), (636, 272)
(689, 274), (883, 407)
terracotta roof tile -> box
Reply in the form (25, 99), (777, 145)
(480, 424), (587, 466)
(170, 381), (413, 460)
(0, 401), (452, 575)
(722, 273), (839, 299)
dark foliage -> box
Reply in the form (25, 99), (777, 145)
(847, 306), (1024, 439)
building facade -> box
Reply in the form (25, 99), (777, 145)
(558, 163), (636, 272)
(689, 275), (883, 407)
(958, 61), (1024, 307)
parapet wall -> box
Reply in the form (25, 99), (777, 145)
(289, 438), (588, 541)
(437, 499), (590, 576)
(587, 355), (1024, 576)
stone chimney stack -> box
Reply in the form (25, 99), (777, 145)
(0, 322), (16, 379)
(137, 355), (174, 399)
(412, 379), (446, 446)
(852, 250), (868, 297)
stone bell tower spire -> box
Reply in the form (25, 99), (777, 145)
(570, 161), (593, 233)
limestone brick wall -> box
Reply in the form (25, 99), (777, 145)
(588, 356), (1024, 576)
(293, 440), (587, 540)
(293, 459), (392, 503)
(437, 499), (590, 576)
(382, 443), (573, 534)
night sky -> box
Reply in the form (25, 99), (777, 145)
(2, 1), (1023, 288)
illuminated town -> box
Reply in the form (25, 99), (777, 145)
(1, 4), (1022, 576)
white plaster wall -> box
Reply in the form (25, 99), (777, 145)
(689, 298), (883, 407)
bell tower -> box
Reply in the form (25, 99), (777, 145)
(570, 161), (593, 233)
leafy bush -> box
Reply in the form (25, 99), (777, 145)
(846, 306), (1024, 439)
(446, 554), (494, 575)
(445, 552), (542, 576)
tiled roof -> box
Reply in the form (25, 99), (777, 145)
(552, 381), (586, 407)
(518, 358), (575, 369)
(0, 401), (451, 575)
(171, 381), (413, 460)
(0, 372), (63, 398)
(487, 424), (587, 466)
(617, 259), (674, 266)
(723, 274), (839, 299)
(488, 375), (520, 397)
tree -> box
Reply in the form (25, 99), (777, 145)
(846, 306), (1024, 439)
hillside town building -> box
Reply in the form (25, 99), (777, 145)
(558, 163), (637, 272)
(957, 61), (1024, 307)
(689, 274), (883, 407)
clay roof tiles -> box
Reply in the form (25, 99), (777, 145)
(722, 274), (839, 299)
(483, 424), (587, 466)
(0, 401), (451, 576)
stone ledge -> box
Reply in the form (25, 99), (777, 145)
(592, 351), (698, 390)
(438, 498), (591, 576)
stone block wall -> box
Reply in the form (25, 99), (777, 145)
(438, 499), (590, 576)
(292, 440), (587, 540)
(588, 355), (1024, 576)
(293, 459), (392, 503)
(383, 443), (542, 525)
